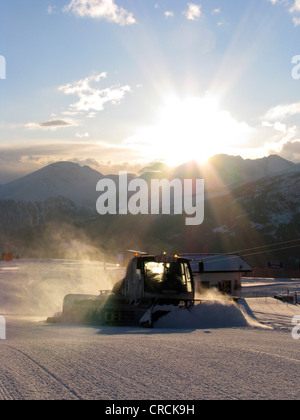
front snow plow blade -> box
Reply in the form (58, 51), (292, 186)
(139, 298), (194, 327)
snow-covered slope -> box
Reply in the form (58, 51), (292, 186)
(0, 162), (104, 208)
(0, 259), (299, 400)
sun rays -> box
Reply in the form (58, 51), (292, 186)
(124, 93), (253, 167)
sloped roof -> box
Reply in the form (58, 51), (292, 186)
(179, 254), (252, 273)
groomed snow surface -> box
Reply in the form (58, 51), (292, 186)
(0, 259), (299, 400)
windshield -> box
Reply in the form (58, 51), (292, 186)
(144, 260), (192, 294)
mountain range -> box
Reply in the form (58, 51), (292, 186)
(0, 154), (299, 274)
(0, 154), (298, 204)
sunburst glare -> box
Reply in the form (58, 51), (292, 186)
(124, 93), (254, 166)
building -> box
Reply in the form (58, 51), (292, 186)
(179, 254), (252, 297)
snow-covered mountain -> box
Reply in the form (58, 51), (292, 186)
(0, 156), (299, 254)
(0, 161), (139, 231)
(209, 154), (296, 178)
(0, 155), (297, 206)
(0, 162), (108, 231)
(169, 154), (298, 191)
(0, 161), (104, 208)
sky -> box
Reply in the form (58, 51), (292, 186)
(1, 0), (300, 182)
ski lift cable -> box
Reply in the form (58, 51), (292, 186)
(240, 243), (300, 258)
(186, 238), (300, 265)
(227, 237), (300, 255)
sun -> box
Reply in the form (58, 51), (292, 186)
(155, 95), (223, 165)
(125, 93), (253, 167)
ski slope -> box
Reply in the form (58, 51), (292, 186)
(0, 259), (299, 400)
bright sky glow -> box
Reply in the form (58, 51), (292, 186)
(125, 94), (253, 166)
(1, 0), (300, 181)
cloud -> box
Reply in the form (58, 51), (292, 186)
(273, 121), (287, 132)
(47, 5), (57, 14)
(58, 73), (131, 113)
(182, 3), (202, 20)
(76, 132), (89, 138)
(164, 11), (174, 19)
(279, 139), (300, 160)
(260, 100), (300, 160)
(263, 101), (300, 121)
(290, 1), (300, 25)
(292, 16), (300, 25)
(40, 119), (73, 128)
(0, 141), (145, 183)
(290, 0), (300, 13)
(267, 0), (300, 26)
(25, 119), (76, 130)
(63, 0), (136, 25)
(267, 137), (300, 162)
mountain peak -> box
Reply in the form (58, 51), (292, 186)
(0, 161), (103, 206)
